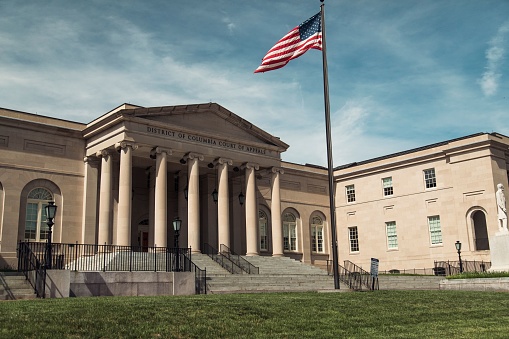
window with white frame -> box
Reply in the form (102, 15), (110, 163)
(382, 177), (393, 196)
(424, 168), (436, 189)
(428, 215), (443, 245)
(259, 210), (268, 251)
(346, 185), (356, 203)
(311, 216), (324, 253)
(386, 221), (398, 249)
(283, 213), (297, 251)
(25, 188), (53, 241)
(348, 226), (359, 252)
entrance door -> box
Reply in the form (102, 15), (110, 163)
(473, 211), (489, 250)
(140, 231), (149, 252)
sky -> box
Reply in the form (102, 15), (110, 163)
(1, 0), (508, 167)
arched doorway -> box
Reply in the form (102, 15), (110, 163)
(138, 219), (149, 251)
(472, 210), (489, 250)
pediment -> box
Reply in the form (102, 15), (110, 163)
(124, 103), (288, 150)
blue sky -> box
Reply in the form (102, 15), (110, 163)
(0, 0), (508, 166)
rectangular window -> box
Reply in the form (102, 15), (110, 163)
(428, 216), (443, 245)
(260, 223), (267, 251)
(283, 224), (297, 251)
(311, 226), (324, 253)
(424, 168), (436, 189)
(382, 177), (393, 196)
(348, 226), (359, 252)
(386, 221), (398, 249)
(346, 185), (356, 203)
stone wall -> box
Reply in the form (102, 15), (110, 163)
(45, 270), (195, 298)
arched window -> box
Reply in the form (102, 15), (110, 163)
(311, 216), (324, 253)
(283, 213), (297, 251)
(25, 188), (53, 241)
(259, 211), (268, 251)
(473, 211), (489, 250)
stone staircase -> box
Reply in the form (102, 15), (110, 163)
(190, 254), (341, 294)
(0, 272), (37, 300)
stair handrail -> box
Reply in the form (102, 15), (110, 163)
(17, 242), (46, 298)
(342, 260), (374, 291)
(220, 244), (259, 274)
(202, 243), (243, 274)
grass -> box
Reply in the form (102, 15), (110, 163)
(447, 271), (509, 279)
(1, 291), (509, 338)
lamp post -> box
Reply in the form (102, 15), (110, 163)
(455, 240), (463, 273)
(173, 217), (182, 271)
(45, 201), (57, 269)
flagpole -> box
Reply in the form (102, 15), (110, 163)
(320, 1), (340, 289)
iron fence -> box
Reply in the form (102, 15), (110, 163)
(434, 260), (491, 276)
(20, 242), (191, 272)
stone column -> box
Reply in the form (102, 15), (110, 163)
(81, 157), (99, 244)
(97, 150), (112, 245)
(153, 147), (172, 248)
(116, 141), (138, 246)
(271, 167), (284, 257)
(148, 166), (155, 248)
(215, 158), (233, 250)
(186, 152), (204, 253)
(244, 162), (260, 256)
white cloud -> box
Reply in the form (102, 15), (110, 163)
(222, 17), (235, 35)
(479, 20), (509, 96)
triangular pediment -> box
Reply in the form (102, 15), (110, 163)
(123, 103), (288, 151)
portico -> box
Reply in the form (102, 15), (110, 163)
(81, 103), (289, 256)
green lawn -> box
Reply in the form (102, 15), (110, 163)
(1, 291), (509, 338)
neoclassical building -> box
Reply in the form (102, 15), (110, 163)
(0, 103), (508, 272)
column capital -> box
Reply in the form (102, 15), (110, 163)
(95, 149), (111, 158)
(84, 156), (100, 164)
(241, 162), (260, 171)
(115, 141), (139, 151)
(214, 157), (233, 166)
(184, 152), (204, 162)
(271, 167), (285, 175)
(150, 146), (172, 159)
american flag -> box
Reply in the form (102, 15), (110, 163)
(254, 12), (322, 73)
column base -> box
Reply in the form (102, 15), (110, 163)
(272, 253), (284, 257)
(245, 252), (259, 256)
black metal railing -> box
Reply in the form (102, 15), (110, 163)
(182, 253), (207, 294)
(17, 242), (46, 298)
(342, 260), (375, 291)
(434, 260), (491, 276)
(20, 242), (190, 272)
(219, 244), (259, 274)
(202, 243), (243, 274)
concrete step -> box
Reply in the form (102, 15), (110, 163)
(190, 253), (232, 276)
(0, 272), (37, 300)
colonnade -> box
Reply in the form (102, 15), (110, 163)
(92, 142), (284, 256)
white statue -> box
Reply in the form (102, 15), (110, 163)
(496, 183), (508, 232)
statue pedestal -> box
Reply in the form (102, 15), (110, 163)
(489, 231), (509, 272)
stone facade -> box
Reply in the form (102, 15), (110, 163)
(0, 103), (508, 272)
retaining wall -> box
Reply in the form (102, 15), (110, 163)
(45, 270), (195, 298)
